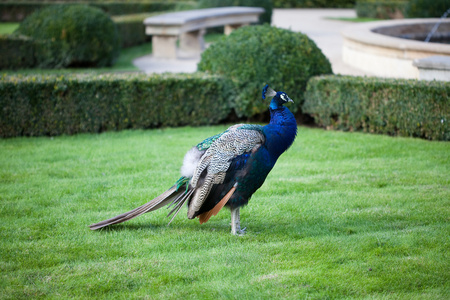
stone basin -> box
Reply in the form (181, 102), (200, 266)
(341, 18), (450, 79)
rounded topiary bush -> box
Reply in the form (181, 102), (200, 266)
(198, 25), (332, 117)
(14, 4), (119, 68)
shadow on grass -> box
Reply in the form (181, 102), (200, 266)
(89, 223), (165, 232)
(88, 219), (231, 234)
(86, 205), (422, 240)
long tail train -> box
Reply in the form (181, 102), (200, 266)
(89, 182), (234, 230)
(89, 185), (189, 230)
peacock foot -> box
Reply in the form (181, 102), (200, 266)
(232, 226), (246, 236)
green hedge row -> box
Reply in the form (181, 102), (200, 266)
(272, 0), (355, 8)
(356, 1), (408, 19)
(0, 1), (185, 22)
(303, 75), (450, 141)
(0, 35), (65, 69)
(14, 4), (120, 69)
(406, 0), (450, 18)
(0, 35), (37, 69)
(0, 73), (231, 137)
(113, 13), (155, 48)
(1, 0), (371, 22)
(2, 72), (449, 140)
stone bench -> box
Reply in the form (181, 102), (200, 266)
(143, 6), (265, 59)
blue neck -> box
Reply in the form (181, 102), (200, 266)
(269, 98), (281, 110)
(263, 105), (297, 162)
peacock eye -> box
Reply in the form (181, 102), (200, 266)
(280, 94), (286, 101)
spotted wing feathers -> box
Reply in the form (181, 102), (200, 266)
(187, 125), (265, 218)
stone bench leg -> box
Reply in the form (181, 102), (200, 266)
(224, 23), (249, 35)
(152, 35), (178, 59)
(179, 29), (206, 56)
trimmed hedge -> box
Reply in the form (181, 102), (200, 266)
(0, 73), (231, 137)
(0, 13), (150, 69)
(14, 5), (120, 68)
(406, 0), (450, 18)
(0, 35), (36, 69)
(3, 73), (448, 140)
(198, 25), (332, 118)
(113, 13), (155, 48)
(0, 1), (182, 22)
(303, 75), (450, 141)
(272, 0), (355, 8)
(356, 0), (408, 19)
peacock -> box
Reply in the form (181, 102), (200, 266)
(89, 85), (297, 235)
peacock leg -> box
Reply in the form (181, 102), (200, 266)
(230, 207), (246, 235)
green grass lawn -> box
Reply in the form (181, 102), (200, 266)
(0, 22), (19, 35)
(1, 126), (449, 299)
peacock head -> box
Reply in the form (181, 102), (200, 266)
(262, 84), (293, 109)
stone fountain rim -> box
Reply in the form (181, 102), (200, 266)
(341, 18), (450, 55)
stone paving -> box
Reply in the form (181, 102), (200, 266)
(133, 8), (372, 76)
